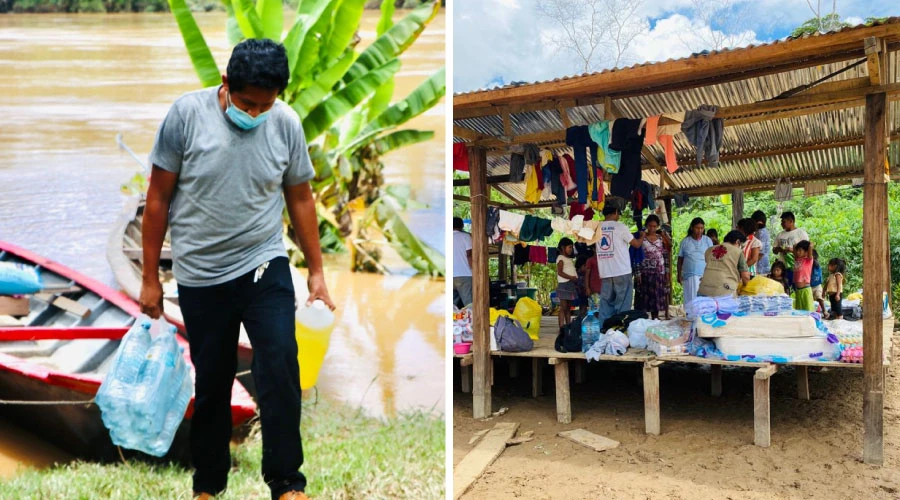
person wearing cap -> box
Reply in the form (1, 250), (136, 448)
(141, 39), (334, 500)
(773, 211), (809, 285)
(594, 205), (644, 325)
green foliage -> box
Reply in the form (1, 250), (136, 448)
(790, 13), (851, 37)
(168, 0), (445, 276)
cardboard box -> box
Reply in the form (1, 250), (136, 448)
(0, 296), (30, 317)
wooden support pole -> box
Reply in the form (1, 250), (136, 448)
(643, 361), (662, 435)
(573, 363), (585, 384)
(711, 364), (723, 397)
(865, 37), (883, 86)
(797, 365), (810, 401)
(498, 254), (508, 282)
(731, 189), (744, 228)
(549, 358), (572, 424)
(863, 91), (887, 465)
(461, 363), (472, 393)
(470, 146), (492, 419)
(532, 358), (544, 398)
(754, 364), (777, 447)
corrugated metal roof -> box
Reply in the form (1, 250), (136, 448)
(454, 21), (900, 202)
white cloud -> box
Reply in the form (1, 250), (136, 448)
(630, 14), (762, 65)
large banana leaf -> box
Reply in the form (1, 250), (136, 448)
(372, 129), (434, 156)
(231, 0), (264, 40)
(364, 196), (444, 277)
(367, 0), (396, 121)
(320, 0), (366, 65)
(255, 0), (282, 40)
(302, 59), (401, 141)
(220, 0), (245, 45)
(341, 67), (444, 153)
(289, 0), (342, 94)
(291, 50), (356, 119)
(168, 0), (220, 87)
(343, 2), (439, 84)
(376, 0), (395, 36)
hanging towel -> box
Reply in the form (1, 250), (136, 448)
(519, 215), (554, 242)
(566, 125), (600, 204)
(657, 112), (684, 173)
(529, 245), (548, 264)
(453, 143), (469, 171)
(589, 120), (622, 174)
(509, 153), (526, 182)
(643, 115), (660, 146)
(498, 210), (525, 233)
(682, 105), (723, 168)
(501, 240), (515, 256)
(524, 165), (541, 203)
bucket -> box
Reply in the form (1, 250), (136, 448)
(295, 300), (335, 390)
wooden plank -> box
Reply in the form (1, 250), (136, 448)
(554, 360), (572, 424)
(502, 113), (513, 138)
(731, 189), (744, 228)
(863, 90), (887, 465)
(452, 422), (520, 499)
(461, 364), (472, 394)
(532, 357), (543, 398)
(865, 37), (883, 86)
(557, 107), (571, 128)
(643, 361), (661, 435)
(558, 429), (620, 452)
(711, 364), (723, 397)
(459, 353), (474, 366)
(52, 296), (91, 319)
(754, 365), (776, 447)
(470, 146), (492, 420)
(453, 175), (515, 187)
(797, 365), (810, 400)
(453, 125), (490, 141)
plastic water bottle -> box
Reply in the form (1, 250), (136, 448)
(132, 324), (179, 435)
(147, 356), (193, 456)
(96, 318), (152, 445)
(581, 312), (601, 353)
(295, 300), (335, 390)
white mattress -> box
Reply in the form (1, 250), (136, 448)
(714, 335), (839, 361)
(696, 315), (818, 339)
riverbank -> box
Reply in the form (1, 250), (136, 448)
(0, 399), (444, 499)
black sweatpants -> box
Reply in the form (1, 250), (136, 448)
(178, 257), (305, 499)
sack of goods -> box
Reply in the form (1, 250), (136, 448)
(493, 316), (534, 352)
(95, 316), (193, 457)
(453, 306), (474, 343)
(513, 297), (543, 340)
(0, 261), (42, 295)
(646, 320), (692, 357)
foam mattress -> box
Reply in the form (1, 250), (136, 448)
(714, 335), (839, 361)
(696, 315), (817, 339)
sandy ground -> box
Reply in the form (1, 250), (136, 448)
(453, 329), (900, 500)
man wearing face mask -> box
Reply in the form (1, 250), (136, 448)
(141, 38), (334, 500)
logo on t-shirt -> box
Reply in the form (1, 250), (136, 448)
(598, 231), (614, 258)
(711, 245), (727, 260)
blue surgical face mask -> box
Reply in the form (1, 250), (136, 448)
(225, 91), (270, 130)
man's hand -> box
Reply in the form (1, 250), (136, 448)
(140, 278), (164, 319)
(306, 271), (335, 310)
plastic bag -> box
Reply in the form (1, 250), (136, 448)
(513, 297), (542, 340)
(626, 318), (660, 349)
(490, 307), (512, 326)
(739, 276), (788, 296)
(452, 306), (473, 343)
(585, 330), (630, 361)
(0, 262), (42, 295)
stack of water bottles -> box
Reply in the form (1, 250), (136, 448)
(95, 316), (193, 457)
(581, 295), (602, 353)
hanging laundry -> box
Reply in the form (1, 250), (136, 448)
(560, 153), (577, 192)
(565, 125), (600, 204)
(775, 179), (793, 201)
(657, 111), (684, 173)
(547, 155), (567, 209)
(609, 118), (644, 199)
(524, 164), (541, 203)
(523, 144), (540, 166)
(513, 244), (530, 266)
(589, 120), (622, 174)
(682, 104), (723, 168)
(568, 202), (594, 221)
(587, 166), (605, 212)
(548, 247), (559, 264)
(486, 207), (501, 242)
(528, 245), (548, 265)
(498, 210), (525, 233)
(519, 215), (554, 242)
(509, 152), (526, 182)
(501, 240), (515, 256)
(453, 143), (469, 171)
(643, 115), (660, 146)
(673, 194), (690, 208)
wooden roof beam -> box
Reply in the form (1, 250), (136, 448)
(865, 37), (883, 86)
(454, 96), (608, 120)
(671, 168), (900, 197)
(453, 175), (514, 187)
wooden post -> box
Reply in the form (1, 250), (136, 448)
(711, 364), (723, 397)
(470, 146), (492, 419)
(461, 364), (472, 393)
(498, 254), (508, 282)
(731, 189), (744, 228)
(532, 358), (543, 398)
(754, 365), (777, 447)
(643, 360), (662, 435)
(863, 90), (887, 465)
(549, 358), (572, 424)
(797, 366), (810, 400)
(573, 363), (585, 384)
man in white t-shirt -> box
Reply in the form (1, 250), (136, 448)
(772, 211), (809, 285)
(452, 217), (474, 307)
(595, 205), (644, 325)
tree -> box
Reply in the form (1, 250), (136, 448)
(168, 0), (446, 276)
(535, 0), (645, 73)
(678, 0), (756, 53)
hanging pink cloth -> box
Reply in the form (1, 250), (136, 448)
(453, 143), (469, 172)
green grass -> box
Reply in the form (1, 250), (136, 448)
(0, 401), (444, 500)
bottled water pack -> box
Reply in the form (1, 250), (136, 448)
(96, 315), (194, 457)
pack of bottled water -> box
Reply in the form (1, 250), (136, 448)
(736, 295), (794, 316)
(96, 315), (193, 457)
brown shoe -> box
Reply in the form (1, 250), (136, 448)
(278, 491), (310, 500)
(193, 493), (214, 500)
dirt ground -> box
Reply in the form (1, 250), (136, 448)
(453, 330), (900, 500)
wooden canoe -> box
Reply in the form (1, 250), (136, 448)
(0, 240), (256, 462)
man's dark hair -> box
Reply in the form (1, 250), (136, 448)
(751, 210), (767, 226)
(737, 218), (757, 236)
(781, 211), (796, 222)
(794, 240), (811, 252)
(558, 237), (574, 250)
(706, 228), (718, 238)
(723, 229), (746, 245)
(453, 217), (464, 230)
(227, 39), (290, 93)
(602, 205), (620, 216)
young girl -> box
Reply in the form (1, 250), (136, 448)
(811, 249), (825, 315)
(792, 240), (814, 311)
(769, 261), (790, 294)
(556, 238), (578, 332)
(825, 258), (846, 320)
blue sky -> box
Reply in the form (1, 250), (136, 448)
(453, 0), (896, 92)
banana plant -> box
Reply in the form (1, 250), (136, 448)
(167, 0), (445, 276)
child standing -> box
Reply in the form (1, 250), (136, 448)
(769, 261), (790, 294)
(575, 254), (590, 318)
(825, 258), (846, 320)
(792, 240), (814, 311)
(556, 238), (578, 332)
(811, 249), (825, 314)
(706, 228), (719, 245)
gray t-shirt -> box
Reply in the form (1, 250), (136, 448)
(149, 86), (314, 286)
